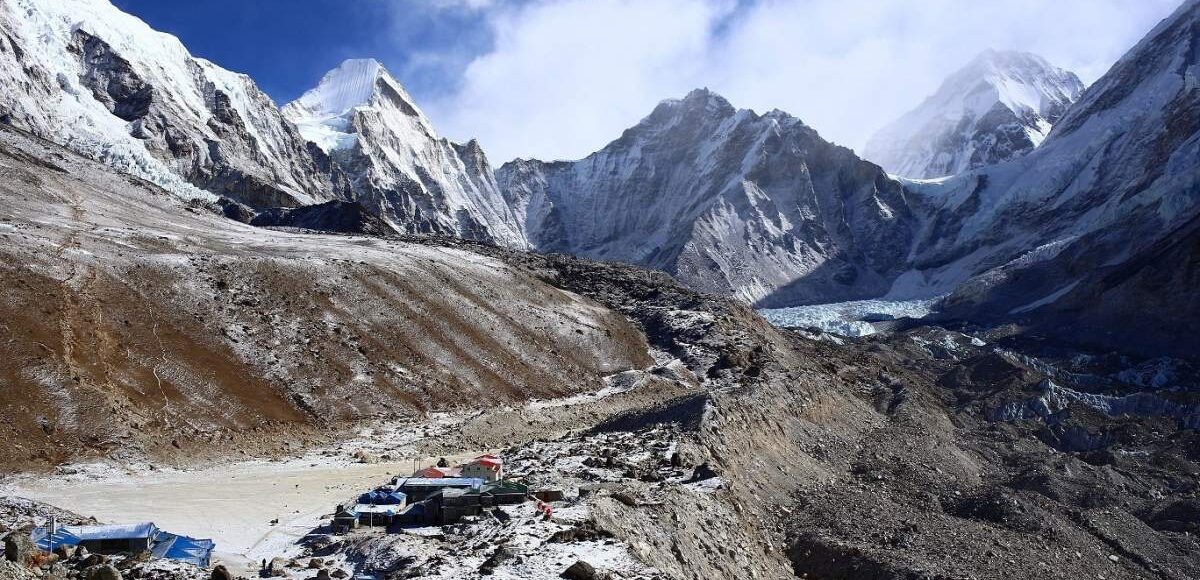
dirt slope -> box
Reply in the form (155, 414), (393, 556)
(0, 125), (651, 471)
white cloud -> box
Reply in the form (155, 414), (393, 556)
(420, 0), (1182, 162)
(425, 0), (734, 162)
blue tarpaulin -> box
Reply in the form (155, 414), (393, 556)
(358, 490), (406, 505)
(31, 527), (82, 551)
(151, 532), (215, 568)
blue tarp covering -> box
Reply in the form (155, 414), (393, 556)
(31, 527), (82, 551)
(358, 490), (406, 505)
(151, 532), (215, 568)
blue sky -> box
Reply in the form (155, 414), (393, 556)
(110, 0), (495, 103)
(113, 0), (1181, 163)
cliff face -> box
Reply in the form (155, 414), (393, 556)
(933, 0), (1200, 356)
(0, 0), (351, 208)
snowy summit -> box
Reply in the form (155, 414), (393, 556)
(864, 49), (1084, 179)
(283, 58), (432, 153)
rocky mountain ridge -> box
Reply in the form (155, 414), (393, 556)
(498, 88), (918, 307)
(4, 0), (1200, 356)
(282, 59), (526, 246)
(0, 0), (522, 246)
(934, 0), (1200, 356)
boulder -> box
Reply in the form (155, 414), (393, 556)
(85, 564), (123, 580)
(308, 557), (324, 568)
(479, 546), (515, 574)
(352, 450), (379, 464)
(313, 569), (331, 580)
(53, 544), (76, 559)
(3, 531), (33, 564)
(330, 570), (348, 579)
(211, 564), (233, 580)
(686, 462), (718, 482)
(562, 560), (597, 580)
(268, 557), (289, 577)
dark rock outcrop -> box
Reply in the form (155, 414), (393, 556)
(250, 201), (397, 236)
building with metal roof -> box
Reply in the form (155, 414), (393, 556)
(394, 477), (484, 501)
(31, 522), (213, 567)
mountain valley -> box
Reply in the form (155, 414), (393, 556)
(0, 0), (1199, 579)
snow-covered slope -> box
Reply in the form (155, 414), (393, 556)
(0, 0), (347, 207)
(498, 89), (917, 306)
(283, 59), (526, 247)
(864, 50), (1084, 179)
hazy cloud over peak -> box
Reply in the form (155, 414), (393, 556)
(414, 0), (1179, 162)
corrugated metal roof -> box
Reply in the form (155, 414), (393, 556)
(396, 477), (484, 487)
(353, 504), (399, 515)
(55, 523), (159, 541)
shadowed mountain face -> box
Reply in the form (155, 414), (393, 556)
(248, 200), (397, 236)
(499, 89), (919, 307)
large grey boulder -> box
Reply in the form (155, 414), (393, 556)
(84, 564), (123, 580)
(3, 530), (33, 564)
(561, 560), (597, 580)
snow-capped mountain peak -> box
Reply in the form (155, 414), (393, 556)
(0, 0), (345, 206)
(955, 50), (1080, 119)
(283, 58), (432, 153)
(291, 58), (387, 117)
(283, 59), (527, 247)
(864, 49), (1084, 179)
